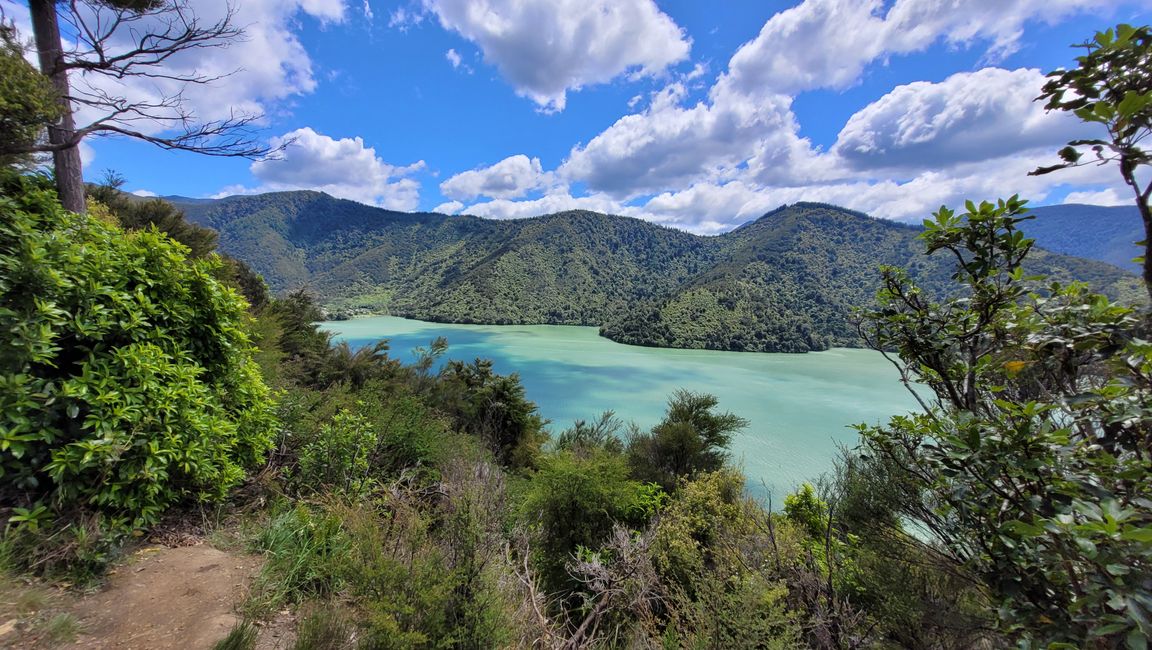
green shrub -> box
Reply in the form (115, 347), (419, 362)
(296, 410), (376, 496)
(340, 500), (457, 649)
(858, 197), (1152, 644)
(287, 390), (447, 495)
(247, 504), (349, 616)
(213, 621), (257, 650)
(0, 172), (277, 532)
(291, 603), (354, 650)
(783, 483), (828, 539)
(435, 359), (547, 469)
(627, 390), (747, 492)
(517, 450), (650, 595)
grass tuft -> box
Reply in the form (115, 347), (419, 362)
(291, 604), (354, 650)
(213, 620), (258, 650)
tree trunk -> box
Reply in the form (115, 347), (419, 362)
(29, 0), (86, 214)
(1140, 197), (1152, 303)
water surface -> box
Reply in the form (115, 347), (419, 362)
(322, 316), (919, 499)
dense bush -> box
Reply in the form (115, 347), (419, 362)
(435, 359), (546, 469)
(627, 390), (748, 492)
(517, 450), (653, 596)
(0, 173), (276, 532)
(857, 197), (1152, 645)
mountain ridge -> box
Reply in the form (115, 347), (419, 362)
(171, 191), (1144, 353)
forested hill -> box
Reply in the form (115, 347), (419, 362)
(1023, 203), (1144, 273)
(173, 192), (1144, 353)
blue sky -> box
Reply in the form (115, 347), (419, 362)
(4, 0), (1150, 233)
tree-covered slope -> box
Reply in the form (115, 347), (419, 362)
(173, 193), (1143, 353)
(1021, 203), (1144, 273)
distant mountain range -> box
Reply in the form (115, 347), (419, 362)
(170, 192), (1144, 353)
(1019, 203), (1143, 274)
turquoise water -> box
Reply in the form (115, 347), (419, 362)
(321, 316), (919, 500)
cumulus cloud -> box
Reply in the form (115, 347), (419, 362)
(1063, 188), (1132, 206)
(229, 127), (424, 210)
(833, 68), (1094, 170)
(420, 0), (691, 111)
(445, 48), (462, 68)
(131, 189), (159, 198)
(0, 0), (349, 138)
(638, 151), (1121, 232)
(441, 155), (551, 200)
(532, 0), (1137, 231)
(560, 86), (800, 197)
(433, 200), (465, 214)
(721, 0), (1122, 98)
(458, 190), (631, 221)
(446, 144), (1125, 235)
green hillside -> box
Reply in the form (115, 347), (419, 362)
(1021, 203), (1144, 273)
(174, 193), (1143, 353)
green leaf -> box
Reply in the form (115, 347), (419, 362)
(1121, 528), (1152, 543)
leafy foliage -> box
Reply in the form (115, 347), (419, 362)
(434, 359), (546, 469)
(627, 389), (748, 492)
(0, 172), (276, 532)
(858, 197), (1152, 646)
(0, 23), (59, 169)
(1034, 23), (1152, 299)
(517, 450), (650, 595)
(652, 470), (802, 648)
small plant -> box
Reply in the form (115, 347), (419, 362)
(246, 504), (349, 618)
(291, 604), (354, 650)
(213, 621), (257, 650)
(39, 612), (82, 645)
(296, 409), (377, 496)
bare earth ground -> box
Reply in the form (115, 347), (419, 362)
(60, 544), (261, 650)
(0, 539), (291, 650)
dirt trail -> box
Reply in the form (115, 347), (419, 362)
(59, 544), (262, 650)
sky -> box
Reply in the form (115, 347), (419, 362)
(3, 0), (1150, 234)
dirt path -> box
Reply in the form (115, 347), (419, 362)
(58, 544), (262, 650)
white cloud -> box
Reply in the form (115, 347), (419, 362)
(638, 151), (1123, 232)
(560, 87), (798, 197)
(389, 4), (425, 30)
(131, 189), (159, 198)
(440, 155), (550, 200)
(296, 0), (348, 23)
(78, 141), (96, 169)
(446, 145), (1127, 235)
(433, 200), (465, 214)
(445, 48), (462, 68)
(362, 0), (374, 20)
(459, 190), (633, 221)
(833, 68), (1094, 170)
(1, 0), (349, 139)
(1063, 188), (1132, 206)
(231, 127), (424, 210)
(721, 0), (1124, 98)
(531, 0), (1140, 229)
(420, 0), (691, 111)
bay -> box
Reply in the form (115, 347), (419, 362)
(321, 315), (920, 500)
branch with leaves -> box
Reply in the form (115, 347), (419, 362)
(1032, 23), (1152, 299)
